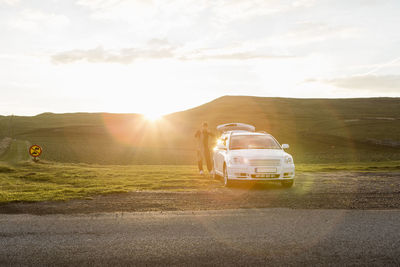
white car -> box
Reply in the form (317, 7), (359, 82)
(213, 123), (295, 187)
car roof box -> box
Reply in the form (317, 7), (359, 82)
(217, 123), (255, 133)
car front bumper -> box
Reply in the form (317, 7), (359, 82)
(227, 164), (295, 181)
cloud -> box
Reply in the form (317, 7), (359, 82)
(75, 0), (317, 24)
(309, 75), (400, 93)
(190, 53), (294, 60)
(0, 0), (19, 5)
(211, 0), (290, 22)
(181, 51), (295, 61)
(213, 0), (317, 21)
(146, 38), (171, 46)
(76, 0), (126, 9)
(76, 0), (158, 22)
(51, 40), (295, 64)
(52, 39), (176, 64)
(51, 45), (174, 64)
(292, 0), (316, 8)
(270, 22), (361, 45)
(8, 9), (70, 31)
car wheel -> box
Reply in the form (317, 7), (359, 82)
(281, 179), (294, 188)
(223, 166), (231, 187)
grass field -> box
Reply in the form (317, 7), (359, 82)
(1, 160), (399, 203)
(1, 96), (399, 164)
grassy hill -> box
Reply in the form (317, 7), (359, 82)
(1, 96), (399, 164)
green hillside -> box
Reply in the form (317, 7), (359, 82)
(1, 96), (399, 164)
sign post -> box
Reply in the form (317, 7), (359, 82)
(29, 145), (42, 162)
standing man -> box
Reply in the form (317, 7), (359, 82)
(195, 122), (214, 176)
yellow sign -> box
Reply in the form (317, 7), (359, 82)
(29, 145), (42, 157)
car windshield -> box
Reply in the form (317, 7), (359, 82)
(229, 135), (281, 150)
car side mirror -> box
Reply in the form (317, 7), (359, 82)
(282, 144), (289, 149)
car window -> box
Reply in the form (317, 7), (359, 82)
(229, 135), (281, 150)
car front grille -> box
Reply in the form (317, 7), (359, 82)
(248, 159), (281, 166)
(251, 174), (280, 178)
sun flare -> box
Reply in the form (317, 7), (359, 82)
(143, 112), (163, 121)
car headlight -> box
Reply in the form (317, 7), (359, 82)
(230, 156), (247, 165)
(284, 155), (293, 164)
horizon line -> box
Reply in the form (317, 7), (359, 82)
(2, 95), (399, 117)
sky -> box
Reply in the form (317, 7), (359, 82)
(1, 0), (400, 117)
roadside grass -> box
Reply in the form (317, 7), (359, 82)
(0, 160), (399, 203)
(0, 162), (220, 203)
(0, 139), (30, 163)
(296, 161), (400, 172)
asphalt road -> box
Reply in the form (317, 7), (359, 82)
(1, 209), (399, 266)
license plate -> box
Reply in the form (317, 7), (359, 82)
(256, 167), (276, 173)
(254, 174), (276, 178)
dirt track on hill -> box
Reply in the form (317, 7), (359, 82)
(1, 171), (399, 214)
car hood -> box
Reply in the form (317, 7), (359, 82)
(228, 149), (289, 158)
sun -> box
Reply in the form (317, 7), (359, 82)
(143, 112), (163, 121)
